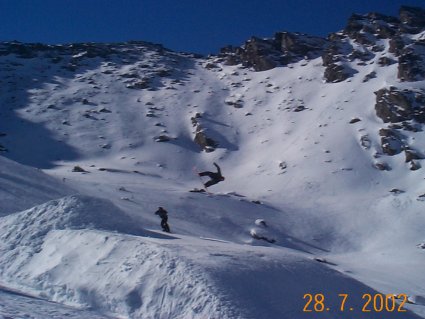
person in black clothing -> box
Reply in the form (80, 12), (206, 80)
(155, 207), (170, 233)
(198, 162), (225, 188)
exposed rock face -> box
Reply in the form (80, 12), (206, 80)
(323, 61), (352, 83)
(191, 115), (218, 152)
(220, 37), (277, 71)
(218, 6), (425, 85)
(389, 36), (405, 56)
(344, 13), (399, 39)
(321, 44), (351, 83)
(399, 6), (425, 34)
(220, 32), (327, 71)
(0, 41), (167, 60)
(398, 48), (425, 82)
(374, 86), (425, 170)
(374, 87), (425, 124)
(379, 128), (405, 155)
(275, 32), (327, 61)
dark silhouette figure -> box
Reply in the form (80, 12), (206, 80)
(155, 207), (170, 233)
(198, 162), (225, 188)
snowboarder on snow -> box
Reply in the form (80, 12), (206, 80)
(198, 162), (225, 188)
(155, 207), (170, 233)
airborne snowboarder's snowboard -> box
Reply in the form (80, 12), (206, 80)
(189, 188), (207, 193)
(192, 166), (211, 194)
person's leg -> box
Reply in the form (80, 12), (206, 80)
(164, 222), (170, 232)
(161, 219), (167, 230)
(199, 171), (213, 177)
(204, 179), (219, 188)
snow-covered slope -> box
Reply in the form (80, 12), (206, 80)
(0, 156), (72, 216)
(1, 195), (422, 319)
(1, 7), (425, 319)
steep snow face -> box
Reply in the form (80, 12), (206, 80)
(0, 156), (72, 216)
(1, 28), (425, 318)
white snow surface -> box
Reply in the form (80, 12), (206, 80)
(0, 37), (425, 318)
(0, 156), (72, 216)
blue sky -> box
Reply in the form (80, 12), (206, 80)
(0, 0), (424, 54)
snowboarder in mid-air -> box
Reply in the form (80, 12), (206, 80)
(155, 207), (170, 233)
(198, 162), (225, 188)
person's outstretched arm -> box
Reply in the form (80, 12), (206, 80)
(213, 162), (221, 175)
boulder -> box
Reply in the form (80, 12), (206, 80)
(362, 71), (376, 82)
(373, 162), (391, 171)
(378, 128), (405, 155)
(360, 135), (371, 149)
(349, 118), (361, 124)
(72, 166), (87, 173)
(409, 160), (421, 171)
(323, 63), (351, 83)
(154, 135), (172, 142)
(405, 149), (423, 162)
(194, 130), (217, 152)
(378, 57), (396, 66)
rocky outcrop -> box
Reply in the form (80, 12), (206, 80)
(374, 86), (425, 170)
(379, 128), (405, 155)
(373, 162), (391, 171)
(399, 6), (425, 34)
(191, 114), (218, 152)
(0, 41), (169, 66)
(344, 13), (399, 40)
(374, 87), (425, 124)
(218, 6), (425, 86)
(326, 7), (425, 83)
(378, 57), (396, 66)
(363, 71), (377, 82)
(389, 36), (405, 56)
(275, 32), (327, 61)
(220, 37), (277, 71)
(220, 32), (327, 71)
(395, 8), (425, 82)
(322, 46), (357, 83)
(398, 47), (425, 82)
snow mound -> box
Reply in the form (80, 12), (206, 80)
(0, 194), (145, 243)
